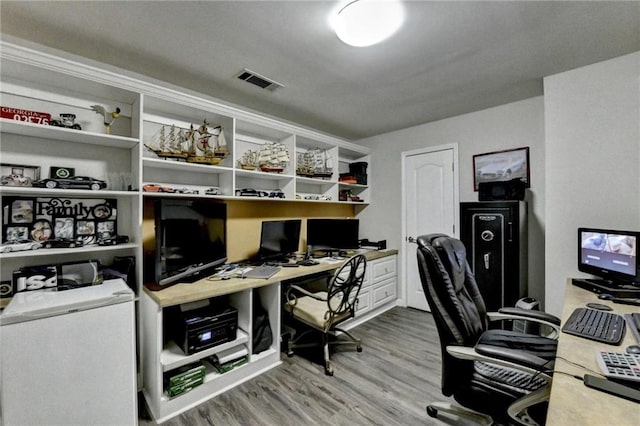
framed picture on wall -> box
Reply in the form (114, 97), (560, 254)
(473, 147), (530, 191)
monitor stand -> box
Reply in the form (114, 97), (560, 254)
(571, 278), (640, 298)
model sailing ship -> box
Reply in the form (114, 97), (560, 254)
(144, 125), (190, 160)
(144, 120), (228, 165)
(237, 149), (259, 170)
(296, 148), (333, 179)
(258, 142), (290, 173)
(187, 120), (229, 165)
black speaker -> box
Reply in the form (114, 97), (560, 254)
(478, 178), (525, 201)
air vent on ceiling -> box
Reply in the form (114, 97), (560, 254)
(236, 68), (283, 91)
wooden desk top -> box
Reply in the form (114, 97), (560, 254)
(546, 280), (639, 425)
(143, 249), (397, 308)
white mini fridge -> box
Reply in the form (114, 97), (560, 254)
(0, 279), (137, 425)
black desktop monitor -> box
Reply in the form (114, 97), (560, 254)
(257, 219), (301, 261)
(307, 218), (359, 255)
(154, 199), (227, 287)
(578, 227), (639, 286)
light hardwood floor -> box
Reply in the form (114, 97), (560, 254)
(140, 307), (453, 426)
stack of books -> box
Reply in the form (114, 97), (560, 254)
(164, 362), (206, 398)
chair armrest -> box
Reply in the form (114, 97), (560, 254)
(487, 308), (561, 338)
(497, 308), (561, 326)
(474, 344), (552, 372)
(446, 345), (552, 382)
(285, 284), (327, 306)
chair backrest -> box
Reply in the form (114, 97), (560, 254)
(415, 234), (489, 394)
(326, 254), (367, 319)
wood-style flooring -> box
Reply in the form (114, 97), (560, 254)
(140, 307), (458, 426)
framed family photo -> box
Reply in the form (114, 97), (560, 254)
(473, 147), (530, 191)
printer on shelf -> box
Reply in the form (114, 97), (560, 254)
(166, 299), (238, 355)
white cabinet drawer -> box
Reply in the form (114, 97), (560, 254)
(355, 288), (371, 315)
(372, 278), (396, 308)
(361, 267), (373, 289)
(371, 257), (396, 283)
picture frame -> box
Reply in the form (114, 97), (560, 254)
(473, 147), (530, 191)
(0, 163), (41, 187)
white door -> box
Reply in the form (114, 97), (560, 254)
(403, 145), (458, 311)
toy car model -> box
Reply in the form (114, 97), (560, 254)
(268, 189), (285, 198)
(49, 113), (82, 130)
(205, 187), (221, 195)
(98, 235), (129, 246)
(175, 187), (199, 195)
(142, 183), (175, 193)
(235, 188), (267, 197)
(0, 239), (42, 253)
(43, 238), (83, 249)
(32, 176), (107, 190)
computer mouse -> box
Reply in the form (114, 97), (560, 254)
(597, 293), (614, 300)
(626, 345), (640, 355)
(586, 302), (613, 311)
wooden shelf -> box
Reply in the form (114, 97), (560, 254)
(1, 118), (138, 149)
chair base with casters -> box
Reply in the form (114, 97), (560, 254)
(284, 254), (366, 376)
(285, 323), (362, 376)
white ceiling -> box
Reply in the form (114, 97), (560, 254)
(1, 1), (639, 141)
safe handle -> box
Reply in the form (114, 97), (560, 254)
(483, 253), (490, 270)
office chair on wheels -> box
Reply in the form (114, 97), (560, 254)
(284, 254), (366, 375)
(416, 234), (561, 425)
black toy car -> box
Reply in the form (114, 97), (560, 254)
(269, 189), (285, 198)
(43, 238), (84, 249)
(49, 113), (82, 130)
(98, 235), (129, 246)
(32, 176), (107, 191)
(235, 188), (268, 197)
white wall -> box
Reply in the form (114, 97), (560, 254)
(357, 97), (547, 306)
(544, 52), (640, 316)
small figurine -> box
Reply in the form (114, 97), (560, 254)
(91, 105), (121, 134)
(49, 113), (82, 130)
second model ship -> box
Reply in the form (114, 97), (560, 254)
(145, 120), (229, 165)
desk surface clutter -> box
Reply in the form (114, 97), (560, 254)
(144, 249), (397, 308)
(546, 280), (639, 425)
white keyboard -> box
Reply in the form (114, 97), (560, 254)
(595, 350), (640, 383)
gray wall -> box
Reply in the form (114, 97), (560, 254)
(544, 52), (640, 316)
(357, 97), (547, 307)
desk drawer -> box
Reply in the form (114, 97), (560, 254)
(371, 257), (396, 283)
(361, 268), (373, 289)
(372, 278), (396, 308)
(355, 288), (371, 315)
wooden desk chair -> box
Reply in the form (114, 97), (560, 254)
(284, 254), (367, 375)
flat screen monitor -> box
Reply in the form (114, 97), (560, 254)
(307, 218), (359, 253)
(257, 219), (301, 261)
(578, 227), (639, 286)
(155, 199), (226, 286)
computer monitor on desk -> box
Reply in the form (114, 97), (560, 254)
(574, 227), (640, 297)
(257, 219), (301, 263)
(306, 218), (359, 257)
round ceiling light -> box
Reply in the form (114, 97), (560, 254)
(331, 0), (405, 47)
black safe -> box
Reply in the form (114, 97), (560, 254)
(460, 201), (527, 311)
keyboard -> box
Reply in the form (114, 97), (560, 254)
(243, 265), (281, 279)
(561, 307), (626, 345)
(596, 350), (640, 383)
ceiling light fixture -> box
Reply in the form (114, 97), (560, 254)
(331, 0), (405, 47)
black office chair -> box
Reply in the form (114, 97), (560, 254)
(416, 234), (561, 425)
(284, 254), (366, 375)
